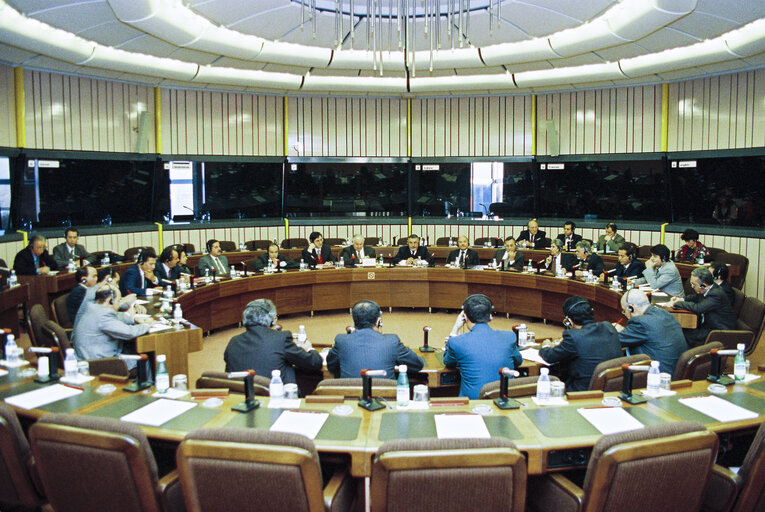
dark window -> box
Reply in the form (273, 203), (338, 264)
(202, 161), (283, 219)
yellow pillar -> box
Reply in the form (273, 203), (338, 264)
(531, 94), (537, 156)
(660, 83), (669, 152)
(284, 218), (289, 239)
(660, 222), (669, 245)
(14, 67), (25, 148)
(283, 96), (289, 157)
(155, 222), (164, 251)
(154, 87), (162, 154)
(17, 230), (28, 248)
(407, 217), (412, 237)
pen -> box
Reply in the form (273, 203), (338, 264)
(62, 383), (84, 391)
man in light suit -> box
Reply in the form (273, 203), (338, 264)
(326, 300), (423, 379)
(633, 244), (684, 297)
(391, 234), (433, 266)
(446, 235), (480, 268)
(444, 294), (523, 399)
(595, 222), (626, 253)
(197, 239), (230, 277)
(52, 228), (96, 268)
(120, 249), (161, 296)
(301, 231), (336, 268)
(494, 236), (524, 271)
(340, 234), (376, 267)
(614, 289), (686, 374)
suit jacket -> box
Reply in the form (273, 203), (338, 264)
(446, 248), (480, 267)
(255, 252), (296, 272)
(618, 306), (687, 374)
(66, 284), (88, 322)
(595, 233), (626, 253)
(72, 301), (150, 369)
(493, 249), (525, 271)
(718, 280), (735, 306)
(391, 246), (433, 266)
(223, 325), (322, 384)
(443, 323), (523, 399)
(517, 229), (548, 248)
(197, 254), (230, 277)
(120, 264), (158, 296)
(635, 260), (683, 297)
(340, 245), (376, 267)
(52, 242), (96, 268)
(614, 260), (645, 285)
(155, 262), (181, 285)
(674, 284), (737, 346)
(301, 245), (336, 267)
(538, 322), (623, 392)
(13, 247), (58, 276)
(556, 233), (583, 251)
(545, 252), (577, 273)
(573, 253), (605, 276)
(326, 328), (423, 379)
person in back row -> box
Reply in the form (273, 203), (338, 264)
(556, 221), (582, 251)
(595, 222), (625, 253)
(517, 218), (547, 249)
(52, 227), (96, 268)
(633, 244), (683, 297)
(197, 240), (230, 277)
(446, 235), (480, 268)
(340, 234), (376, 267)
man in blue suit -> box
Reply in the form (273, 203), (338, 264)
(326, 300), (422, 379)
(120, 249), (161, 296)
(443, 294), (523, 399)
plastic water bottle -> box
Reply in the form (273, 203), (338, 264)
(8, 270), (17, 287)
(527, 259), (533, 273)
(517, 324), (527, 347)
(230, 265), (236, 278)
(155, 354), (169, 393)
(536, 368), (551, 401)
(297, 325), (307, 346)
(67, 256), (76, 273)
(337, 257), (344, 269)
(647, 361), (661, 393)
(734, 343), (747, 382)
(64, 348), (78, 379)
(204, 267), (211, 283)
(299, 258), (307, 271)
(491, 258), (498, 270)
(4, 334), (17, 363)
(396, 365), (410, 407)
(377, 256), (384, 268)
(173, 303), (183, 323)
(101, 254), (109, 266)
(269, 370), (284, 401)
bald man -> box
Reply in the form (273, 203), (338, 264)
(446, 236), (480, 268)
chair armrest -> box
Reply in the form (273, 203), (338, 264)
(159, 470), (186, 512)
(702, 465), (741, 512)
(323, 466), (356, 512)
(527, 473), (583, 512)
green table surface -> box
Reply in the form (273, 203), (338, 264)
(224, 407), (362, 441)
(378, 411), (523, 441)
(649, 392), (765, 424)
(524, 405), (667, 438)
(88, 394), (219, 430)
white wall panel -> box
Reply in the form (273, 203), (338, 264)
(0, 64), (16, 148)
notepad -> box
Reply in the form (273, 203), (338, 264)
(269, 410), (328, 439)
(4, 384), (83, 410)
(148, 323), (174, 333)
(678, 395), (759, 423)
(578, 407), (645, 435)
(434, 413), (490, 439)
(120, 398), (197, 427)
(520, 348), (551, 366)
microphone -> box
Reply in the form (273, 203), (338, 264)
(227, 370), (255, 379)
(183, 205), (194, 212)
(29, 346), (57, 353)
(499, 367), (520, 378)
(361, 369), (386, 377)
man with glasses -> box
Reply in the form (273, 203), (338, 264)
(13, 235), (58, 275)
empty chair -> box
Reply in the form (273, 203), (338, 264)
(29, 414), (183, 512)
(371, 437), (527, 512)
(715, 253), (748, 289)
(245, 240), (271, 251)
(474, 237), (502, 247)
(323, 237), (345, 246)
(706, 246), (727, 261)
(732, 287), (746, 318)
(195, 371), (270, 396)
(479, 375), (562, 399)
(588, 354), (651, 392)
(26, 304), (49, 348)
(51, 293), (73, 330)
(397, 237), (409, 245)
(41, 320), (73, 353)
(85, 357), (129, 377)
(672, 342), (723, 381)
(0, 403), (46, 511)
(281, 238), (309, 249)
(217, 241), (237, 252)
(312, 378), (397, 398)
(176, 428), (355, 512)
(123, 246), (155, 262)
(527, 422), (719, 512)
(636, 245), (652, 259)
(91, 250), (121, 264)
(364, 236), (380, 246)
(242, 257), (260, 271)
(435, 236), (456, 246)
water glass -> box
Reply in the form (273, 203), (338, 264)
(413, 384), (429, 402)
(527, 331), (536, 345)
(659, 373), (672, 391)
(172, 374), (188, 391)
(77, 360), (90, 377)
(284, 383), (299, 399)
(550, 381), (565, 399)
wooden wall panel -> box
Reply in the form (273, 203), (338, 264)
(0, 64), (16, 147)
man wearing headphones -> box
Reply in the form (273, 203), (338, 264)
(601, 243), (645, 287)
(155, 246), (182, 285)
(614, 289), (686, 374)
(668, 267), (737, 347)
(538, 297), (622, 391)
(224, 299), (322, 384)
(573, 240), (605, 277)
(66, 265), (98, 321)
(13, 234), (58, 275)
(544, 239), (576, 274)
(326, 300), (422, 379)
(595, 222), (625, 253)
(711, 263), (735, 306)
(197, 239), (230, 277)
(120, 249), (162, 296)
(443, 294), (523, 399)
(633, 244), (683, 297)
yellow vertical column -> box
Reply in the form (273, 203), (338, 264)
(154, 87), (162, 154)
(14, 67), (25, 148)
(660, 83), (669, 152)
(155, 223), (164, 251)
(531, 94), (537, 156)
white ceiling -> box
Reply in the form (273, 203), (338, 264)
(0, 0), (763, 96)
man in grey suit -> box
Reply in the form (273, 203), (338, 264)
(72, 284), (153, 370)
(614, 289), (686, 374)
(326, 300), (423, 379)
(52, 228), (96, 268)
(633, 244), (683, 297)
(197, 239), (230, 277)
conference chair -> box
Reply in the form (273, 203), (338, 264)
(313, 378), (397, 399)
(26, 304), (49, 348)
(217, 241), (237, 252)
(29, 414), (184, 512)
(588, 354), (651, 392)
(44, 319), (129, 376)
(701, 295), (764, 354)
(636, 245), (652, 259)
(672, 342), (724, 381)
(527, 422), (719, 512)
(435, 236), (455, 246)
(91, 250), (121, 263)
(370, 437), (527, 512)
(732, 287), (746, 318)
(474, 237), (502, 247)
(706, 246), (727, 261)
(364, 236), (380, 246)
(715, 253), (749, 289)
(176, 428), (356, 512)
(323, 238), (345, 246)
(242, 257), (260, 271)
(51, 293), (73, 330)
(396, 237), (408, 245)
(281, 238), (309, 249)
(0, 403), (46, 511)
(124, 246), (156, 262)
(245, 240), (271, 251)
(195, 371), (270, 395)
(479, 375), (562, 399)
(703, 420), (765, 512)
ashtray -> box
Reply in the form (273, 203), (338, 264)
(707, 383), (728, 394)
(601, 396), (622, 407)
(201, 397), (223, 408)
(472, 404), (492, 415)
(332, 405), (353, 416)
(95, 384), (116, 395)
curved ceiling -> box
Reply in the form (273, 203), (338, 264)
(0, 0), (764, 96)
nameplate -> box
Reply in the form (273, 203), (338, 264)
(430, 397), (469, 406)
(566, 390), (603, 400)
(191, 388), (229, 398)
(98, 374), (130, 384)
(670, 379), (693, 389)
(305, 395), (344, 404)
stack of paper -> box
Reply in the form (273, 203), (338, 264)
(434, 413), (490, 439)
(121, 399), (197, 427)
(520, 348), (550, 366)
(4, 384), (82, 410)
(679, 396), (759, 422)
(578, 407), (645, 435)
(270, 410), (328, 439)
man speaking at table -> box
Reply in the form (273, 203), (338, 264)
(302, 231), (335, 268)
(120, 250), (161, 296)
(197, 239), (230, 277)
(340, 234), (376, 267)
(391, 234), (433, 266)
(494, 236), (524, 271)
(446, 236), (480, 268)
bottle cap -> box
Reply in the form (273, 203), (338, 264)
(397, 365), (407, 373)
(272, 369), (281, 377)
(66, 348), (74, 355)
(540, 367), (549, 375)
(737, 343), (745, 350)
(157, 354), (166, 362)
(650, 361), (659, 367)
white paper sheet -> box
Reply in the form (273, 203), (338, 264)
(0, 359), (30, 368)
(60, 374), (95, 385)
(520, 348), (551, 366)
(120, 398), (197, 427)
(434, 413), (490, 439)
(269, 410), (328, 439)
(728, 374), (761, 383)
(143, 288), (161, 296)
(0, 368), (7, 377)
(148, 323), (174, 333)
(531, 396), (568, 406)
(134, 299), (150, 305)
(267, 398), (302, 409)
(678, 395), (759, 423)
(4, 384), (83, 410)
(639, 388), (677, 398)
(151, 388), (190, 399)
(578, 407), (645, 435)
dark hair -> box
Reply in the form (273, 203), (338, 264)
(74, 265), (93, 282)
(137, 249), (157, 264)
(691, 267), (714, 286)
(619, 243), (636, 259)
(94, 285), (116, 304)
(681, 228), (700, 241)
(159, 247), (178, 265)
(503, 236), (516, 243)
(650, 244), (670, 262)
(564, 221), (575, 230)
(65, 227), (78, 237)
(351, 300), (381, 329)
(206, 239), (219, 252)
(606, 222), (618, 232)
(309, 231), (323, 243)
(408, 234), (420, 241)
(711, 262), (729, 281)
(463, 294), (492, 323)
(562, 296), (594, 325)
(97, 267), (116, 283)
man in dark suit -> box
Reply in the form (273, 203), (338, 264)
(670, 267), (737, 347)
(256, 243), (297, 272)
(301, 231), (336, 268)
(446, 235), (480, 268)
(493, 236), (524, 270)
(602, 243), (645, 287)
(13, 235), (58, 275)
(66, 265), (98, 321)
(711, 262), (735, 306)
(340, 234), (376, 267)
(544, 239), (577, 273)
(224, 299), (322, 384)
(443, 294), (523, 399)
(391, 234), (433, 266)
(326, 300), (423, 379)
(614, 289), (687, 374)
(516, 219), (548, 249)
(52, 228), (96, 268)
(119, 249), (161, 296)
(555, 221), (582, 252)
(572, 240), (604, 277)
(155, 246), (181, 285)
(539, 297), (623, 391)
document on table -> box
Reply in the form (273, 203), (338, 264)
(578, 407), (645, 435)
(4, 384), (82, 410)
(148, 323), (174, 333)
(269, 410), (328, 439)
(120, 398), (197, 427)
(678, 395), (759, 422)
(0, 368), (7, 377)
(520, 348), (551, 366)
(434, 413), (490, 439)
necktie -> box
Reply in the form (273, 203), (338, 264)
(459, 251), (465, 266)
(214, 257), (225, 274)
